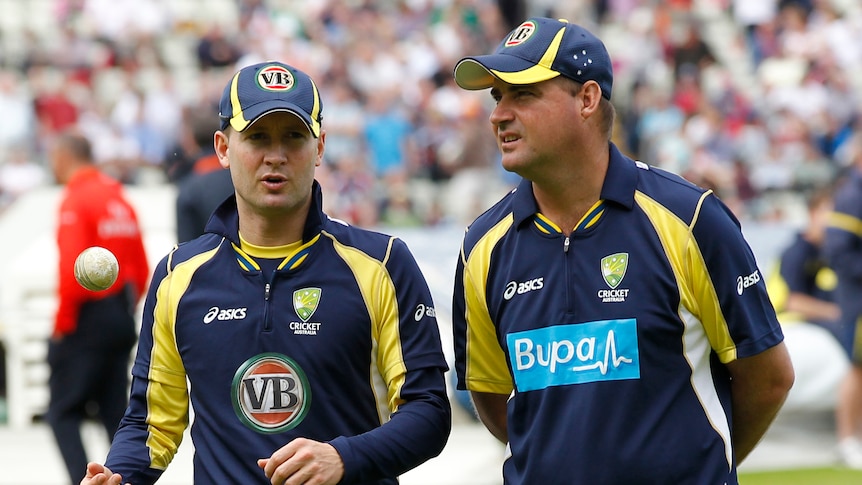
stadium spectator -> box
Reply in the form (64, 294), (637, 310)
(0, 144), (46, 212)
(0, 70), (35, 153)
(363, 90), (415, 179)
(196, 24), (243, 70)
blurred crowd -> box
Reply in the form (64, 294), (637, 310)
(0, 0), (860, 229)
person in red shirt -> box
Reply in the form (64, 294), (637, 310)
(47, 131), (150, 485)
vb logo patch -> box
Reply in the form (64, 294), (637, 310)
(505, 20), (537, 47)
(232, 353), (310, 433)
(293, 288), (321, 322)
(256, 64), (295, 92)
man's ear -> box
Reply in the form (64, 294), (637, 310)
(580, 80), (602, 118)
(214, 130), (230, 168)
(316, 131), (326, 167)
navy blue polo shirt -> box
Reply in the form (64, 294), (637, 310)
(452, 143), (784, 484)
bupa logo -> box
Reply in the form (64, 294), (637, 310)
(203, 306), (248, 324)
(256, 65), (295, 92)
(505, 20), (537, 47)
(507, 319), (640, 392)
(231, 353), (310, 433)
(503, 277), (544, 300)
(737, 269), (761, 295)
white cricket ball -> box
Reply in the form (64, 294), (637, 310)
(74, 246), (119, 292)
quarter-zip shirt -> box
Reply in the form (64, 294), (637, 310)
(453, 143), (784, 484)
(106, 182), (450, 484)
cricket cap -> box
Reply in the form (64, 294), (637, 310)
(219, 61), (323, 137)
(454, 17), (613, 100)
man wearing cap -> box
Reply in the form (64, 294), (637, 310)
(450, 17), (794, 483)
(80, 61), (451, 485)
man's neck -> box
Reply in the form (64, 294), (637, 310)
(237, 204), (310, 247)
(530, 147), (609, 234)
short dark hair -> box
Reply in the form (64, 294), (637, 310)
(55, 131), (94, 163)
(563, 78), (615, 140)
(807, 185), (833, 211)
(191, 107), (220, 148)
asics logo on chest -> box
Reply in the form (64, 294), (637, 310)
(204, 306), (248, 324)
(504, 277), (544, 300)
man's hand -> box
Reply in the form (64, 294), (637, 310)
(80, 463), (126, 485)
(258, 437), (345, 485)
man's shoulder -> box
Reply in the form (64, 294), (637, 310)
(168, 234), (225, 267)
(322, 217), (410, 263)
(460, 191), (517, 256)
(632, 162), (717, 223)
(833, 172), (862, 212)
(634, 162), (707, 198)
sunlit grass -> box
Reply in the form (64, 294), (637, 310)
(739, 467), (862, 484)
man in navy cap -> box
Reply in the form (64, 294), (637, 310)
(80, 61), (451, 485)
(450, 17), (794, 484)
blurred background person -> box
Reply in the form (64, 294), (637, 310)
(47, 131), (150, 484)
(174, 106), (233, 243)
(824, 136), (862, 469)
(768, 186), (841, 339)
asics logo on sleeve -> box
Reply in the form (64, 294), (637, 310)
(507, 319), (640, 392)
(737, 270), (761, 295)
(414, 304), (436, 321)
(203, 306), (248, 324)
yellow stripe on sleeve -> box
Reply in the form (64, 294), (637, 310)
(829, 211), (862, 238)
(636, 191), (734, 469)
(324, 232), (403, 422)
(635, 191), (737, 363)
(146, 245), (220, 469)
(462, 216), (516, 394)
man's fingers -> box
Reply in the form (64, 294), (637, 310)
(80, 463), (124, 485)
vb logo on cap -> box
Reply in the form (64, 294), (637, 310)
(257, 65), (296, 91)
(505, 21), (537, 46)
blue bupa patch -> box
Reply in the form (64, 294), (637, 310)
(507, 319), (640, 392)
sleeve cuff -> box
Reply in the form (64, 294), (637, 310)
(328, 435), (358, 483)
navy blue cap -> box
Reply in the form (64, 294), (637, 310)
(219, 61), (323, 137)
(454, 18), (613, 100)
